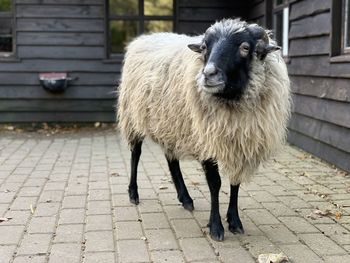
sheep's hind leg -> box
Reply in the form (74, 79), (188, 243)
(166, 157), (194, 211)
(202, 160), (224, 241)
(128, 140), (143, 205)
(227, 184), (244, 234)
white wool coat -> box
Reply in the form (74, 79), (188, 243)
(117, 30), (291, 184)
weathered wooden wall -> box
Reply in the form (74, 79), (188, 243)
(249, 0), (350, 172)
(1, 0), (118, 122)
(176, 0), (249, 34)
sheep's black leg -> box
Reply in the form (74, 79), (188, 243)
(227, 184), (244, 234)
(202, 160), (224, 241)
(128, 140), (143, 205)
(166, 157), (194, 211)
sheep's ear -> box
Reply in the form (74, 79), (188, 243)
(255, 40), (281, 60)
(188, 43), (202, 53)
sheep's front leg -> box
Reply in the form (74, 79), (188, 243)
(166, 157), (194, 211)
(202, 160), (224, 241)
(227, 184), (244, 234)
(128, 140), (143, 205)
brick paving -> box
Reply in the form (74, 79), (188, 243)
(0, 128), (350, 263)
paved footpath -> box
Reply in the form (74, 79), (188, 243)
(0, 128), (349, 263)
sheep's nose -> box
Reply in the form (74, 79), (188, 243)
(203, 63), (219, 78)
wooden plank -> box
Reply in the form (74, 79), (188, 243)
(17, 18), (104, 32)
(177, 21), (211, 35)
(289, 113), (350, 153)
(289, 36), (330, 57)
(16, 5), (103, 18)
(16, 0), (103, 4)
(290, 0), (331, 21)
(0, 60), (121, 73)
(290, 76), (350, 103)
(288, 56), (350, 78)
(17, 32), (104, 46)
(248, 0), (265, 20)
(0, 86), (116, 99)
(292, 94), (350, 129)
(0, 72), (120, 86)
(289, 12), (330, 39)
(288, 130), (350, 172)
(178, 7), (244, 22)
(0, 99), (115, 112)
(178, 0), (247, 8)
(0, 112), (115, 122)
(18, 46), (105, 59)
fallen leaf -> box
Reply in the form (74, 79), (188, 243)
(335, 211), (342, 220)
(191, 181), (200, 186)
(110, 172), (119, 177)
(140, 236), (147, 241)
(313, 209), (332, 216)
(161, 177), (168, 181)
(46, 199), (52, 203)
(30, 204), (35, 214)
(258, 252), (289, 263)
(159, 185), (168, 190)
(0, 217), (12, 223)
(94, 122), (101, 128)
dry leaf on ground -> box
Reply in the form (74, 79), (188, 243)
(159, 185), (168, 190)
(258, 252), (289, 263)
(0, 217), (12, 223)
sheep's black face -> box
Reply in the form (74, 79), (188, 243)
(188, 21), (280, 101)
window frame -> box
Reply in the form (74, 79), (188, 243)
(104, 0), (177, 60)
(0, 0), (16, 60)
(272, 1), (290, 58)
(331, 0), (350, 62)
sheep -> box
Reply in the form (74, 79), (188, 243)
(117, 18), (291, 241)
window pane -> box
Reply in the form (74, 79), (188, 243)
(109, 0), (138, 15)
(0, 17), (12, 34)
(144, 20), (173, 33)
(144, 0), (173, 16)
(273, 11), (283, 46)
(110, 20), (138, 53)
(275, 0), (284, 6)
(0, 35), (12, 52)
(345, 0), (350, 48)
(0, 0), (11, 12)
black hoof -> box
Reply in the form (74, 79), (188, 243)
(228, 225), (245, 234)
(179, 195), (194, 212)
(128, 188), (139, 205)
(208, 221), (225, 241)
(182, 202), (194, 212)
(227, 213), (244, 234)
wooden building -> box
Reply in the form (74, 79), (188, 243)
(0, 0), (349, 172)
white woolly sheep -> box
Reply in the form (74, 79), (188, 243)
(117, 18), (291, 241)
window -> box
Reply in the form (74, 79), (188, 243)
(272, 0), (289, 57)
(0, 0), (14, 58)
(331, 0), (350, 59)
(106, 0), (175, 58)
(343, 0), (350, 52)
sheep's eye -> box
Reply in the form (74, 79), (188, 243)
(241, 44), (249, 51)
(200, 43), (207, 51)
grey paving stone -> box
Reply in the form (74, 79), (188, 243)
(87, 201), (111, 215)
(13, 255), (46, 263)
(85, 231), (114, 252)
(145, 228), (179, 250)
(54, 224), (84, 243)
(141, 212), (170, 229)
(259, 224), (299, 244)
(27, 216), (57, 233)
(58, 208), (85, 224)
(171, 218), (203, 238)
(151, 250), (185, 263)
(180, 237), (217, 262)
(280, 244), (323, 263)
(116, 221), (144, 240)
(86, 215), (113, 232)
(323, 255), (350, 263)
(0, 245), (16, 263)
(278, 216), (320, 233)
(244, 209), (280, 225)
(118, 240), (149, 263)
(298, 233), (347, 256)
(83, 252), (116, 263)
(0, 226), (25, 245)
(17, 233), (52, 255)
(49, 243), (81, 263)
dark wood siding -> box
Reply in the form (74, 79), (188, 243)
(0, 0), (117, 122)
(176, 0), (249, 35)
(249, 0), (350, 172)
